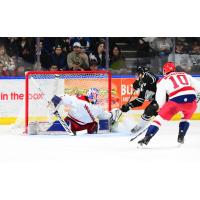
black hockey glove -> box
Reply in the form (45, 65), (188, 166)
(120, 104), (130, 112)
(132, 80), (140, 90)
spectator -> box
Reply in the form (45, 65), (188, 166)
(41, 37), (56, 54)
(49, 65), (58, 71)
(190, 41), (200, 55)
(150, 37), (173, 56)
(50, 44), (68, 70)
(18, 37), (35, 64)
(39, 41), (51, 70)
(70, 37), (90, 53)
(149, 37), (174, 73)
(0, 45), (16, 76)
(175, 41), (185, 54)
(190, 41), (200, 72)
(52, 38), (71, 54)
(136, 38), (151, 58)
(6, 37), (19, 57)
(109, 45), (126, 70)
(89, 41), (106, 69)
(67, 42), (89, 71)
(168, 42), (193, 73)
(89, 58), (98, 71)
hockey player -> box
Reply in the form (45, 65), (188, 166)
(138, 62), (200, 146)
(120, 65), (159, 135)
(50, 88), (120, 135)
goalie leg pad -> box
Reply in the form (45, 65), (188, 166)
(47, 120), (66, 131)
(99, 119), (110, 131)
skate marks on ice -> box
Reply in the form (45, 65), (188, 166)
(136, 143), (183, 150)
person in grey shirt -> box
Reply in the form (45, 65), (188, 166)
(67, 42), (89, 71)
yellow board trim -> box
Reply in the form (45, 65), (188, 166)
(1, 113), (200, 125)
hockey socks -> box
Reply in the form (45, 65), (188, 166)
(179, 121), (190, 137)
(138, 125), (159, 145)
(178, 121), (190, 144)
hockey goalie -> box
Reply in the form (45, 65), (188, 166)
(28, 88), (121, 135)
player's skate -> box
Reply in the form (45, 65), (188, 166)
(177, 134), (184, 144)
(138, 134), (154, 146)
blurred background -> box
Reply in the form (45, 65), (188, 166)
(0, 37), (200, 76)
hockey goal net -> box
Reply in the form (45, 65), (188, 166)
(18, 71), (111, 133)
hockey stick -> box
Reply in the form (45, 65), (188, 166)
(30, 77), (75, 136)
(130, 127), (148, 142)
(116, 89), (137, 122)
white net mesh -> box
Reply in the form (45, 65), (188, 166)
(20, 71), (111, 132)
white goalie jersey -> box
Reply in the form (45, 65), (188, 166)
(60, 94), (111, 124)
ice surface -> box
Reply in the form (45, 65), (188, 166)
(0, 121), (200, 200)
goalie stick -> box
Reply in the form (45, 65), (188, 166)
(30, 77), (75, 136)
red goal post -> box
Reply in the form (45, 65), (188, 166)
(25, 70), (112, 133)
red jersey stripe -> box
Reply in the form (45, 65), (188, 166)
(153, 120), (161, 126)
(169, 86), (195, 97)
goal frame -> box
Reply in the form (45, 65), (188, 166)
(25, 70), (112, 133)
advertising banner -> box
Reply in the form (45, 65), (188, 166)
(0, 76), (200, 124)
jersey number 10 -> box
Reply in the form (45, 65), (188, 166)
(169, 74), (189, 89)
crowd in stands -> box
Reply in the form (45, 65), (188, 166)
(168, 38), (200, 73)
(0, 37), (200, 76)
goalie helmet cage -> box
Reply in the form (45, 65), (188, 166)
(25, 70), (112, 133)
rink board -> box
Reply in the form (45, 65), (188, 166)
(0, 75), (200, 125)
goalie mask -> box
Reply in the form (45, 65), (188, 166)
(87, 88), (99, 104)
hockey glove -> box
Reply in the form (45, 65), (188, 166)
(121, 104), (130, 112)
(132, 80), (140, 90)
